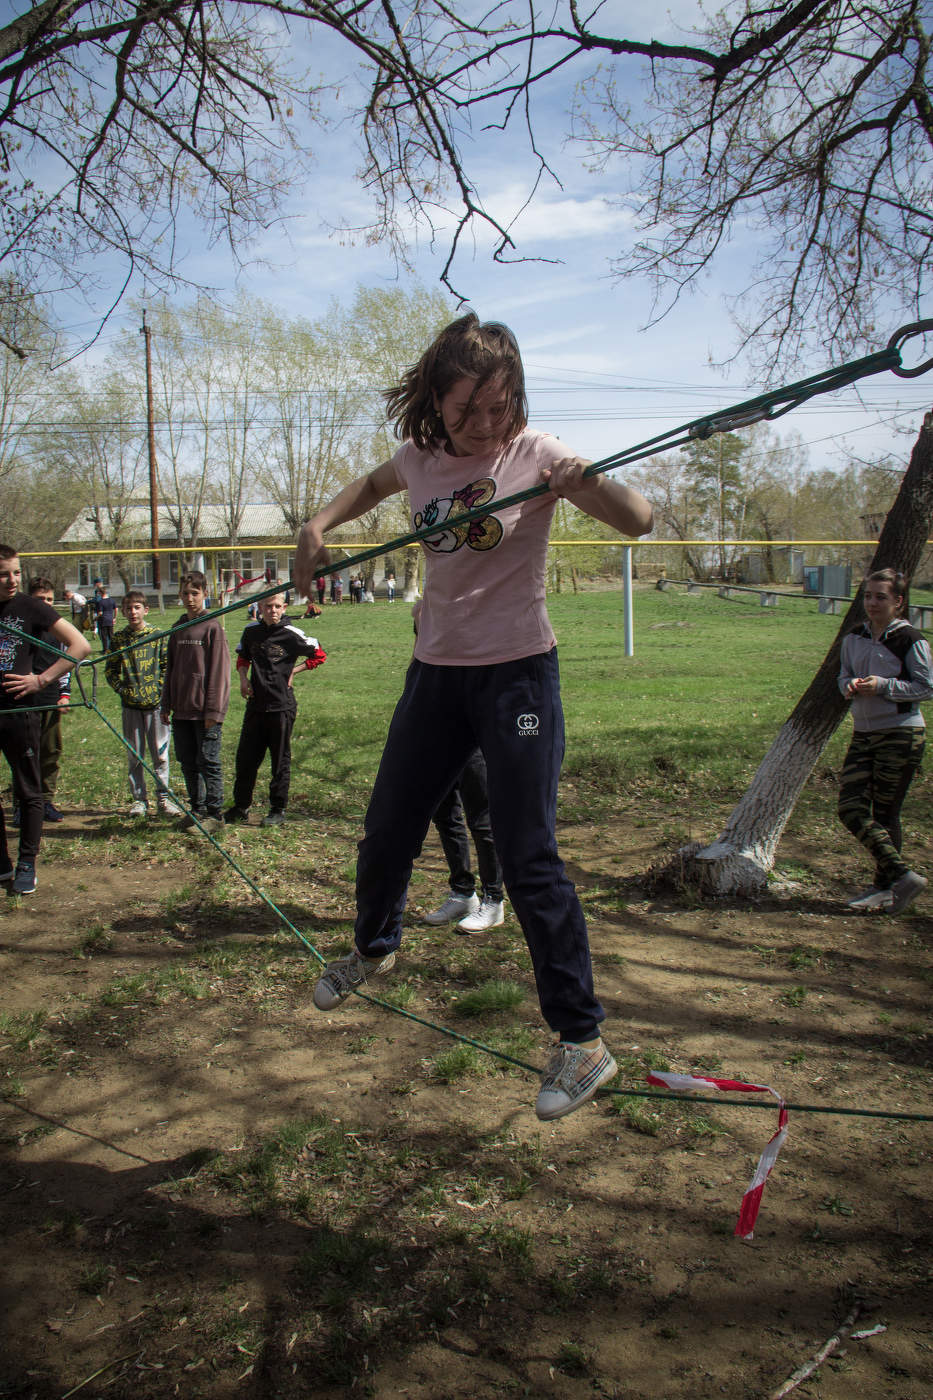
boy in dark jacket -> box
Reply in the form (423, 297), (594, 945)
(225, 592), (326, 827)
(106, 590), (182, 818)
(160, 572), (230, 834)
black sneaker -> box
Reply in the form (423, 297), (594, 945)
(44, 801), (64, 822)
(224, 806), (250, 824)
(11, 861), (37, 895)
(261, 809), (286, 827)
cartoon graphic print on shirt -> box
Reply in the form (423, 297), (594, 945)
(0, 612), (27, 672)
(413, 477), (503, 554)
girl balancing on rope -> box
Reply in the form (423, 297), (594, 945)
(839, 568), (933, 914)
(294, 312), (653, 1120)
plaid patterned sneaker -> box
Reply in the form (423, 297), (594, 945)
(313, 950), (397, 1010)
(535, 1039), (617, 1121)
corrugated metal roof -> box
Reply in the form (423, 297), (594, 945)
(60, 503), (294, 545)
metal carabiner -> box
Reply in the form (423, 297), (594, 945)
(887, 320), (933, 378)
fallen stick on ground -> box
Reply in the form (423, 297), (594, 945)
(768, 1304), (861, 1400)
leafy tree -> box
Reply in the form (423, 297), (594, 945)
(679, 434), (747, 576)
(46, 369), (147, 589)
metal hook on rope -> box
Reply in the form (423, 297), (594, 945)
(887, 319), (933, 378)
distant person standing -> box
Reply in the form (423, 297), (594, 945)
(385, 571), (396, 602)
(94, 585), (118, 652)
(839, 568), (933, 914)
(316, 575), (326, 606)
(64, 588), (88, 630)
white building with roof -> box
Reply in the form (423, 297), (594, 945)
(59, 503), (299, 599)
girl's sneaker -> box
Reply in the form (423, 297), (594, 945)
(889, 870), (927, 914)
(535, 1040), (617, 1121)
(847, 886), (893, 910)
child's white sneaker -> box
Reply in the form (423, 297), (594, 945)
(457, 897), (505, 933)
(424, 890), (480, 925)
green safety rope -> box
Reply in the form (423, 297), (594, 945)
(5, 322), (933, 1124)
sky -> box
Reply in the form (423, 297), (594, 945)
(24, 1), (933, 479)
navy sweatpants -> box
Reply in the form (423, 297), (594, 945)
(354, 650), (604, 1042)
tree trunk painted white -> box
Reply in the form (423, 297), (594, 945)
(678, 410), (933, 896)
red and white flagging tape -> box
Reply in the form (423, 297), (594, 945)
(646, 1072), (788, 1239)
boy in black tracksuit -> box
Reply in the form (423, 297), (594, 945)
(0, 546), (90, 893)
(225, 592), (326, 827)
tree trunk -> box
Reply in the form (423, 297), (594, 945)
(676, 411), (933, 896)
(402, 549), (419, 602)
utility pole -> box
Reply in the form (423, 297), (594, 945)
(140, 309), (161, 602)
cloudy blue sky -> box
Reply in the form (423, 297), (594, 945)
(40, 2), (933, 477)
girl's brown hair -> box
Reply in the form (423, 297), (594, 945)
(384, 312), (528, 450)
(865, 567), (909, 616)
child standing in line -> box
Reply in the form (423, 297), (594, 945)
(160, 572), (230, 834)
(838, 568), (932, 913)
(0, 545), (90, 894)
(225, 592), (326, 827)
(294, 311), (653, 1121)
(105, 590), (183, 819)
(11, 578), (70, 825)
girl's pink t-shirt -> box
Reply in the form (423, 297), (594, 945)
(388, 428), (570, 666)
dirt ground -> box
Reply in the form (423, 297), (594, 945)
(0, 805), (931, 1400)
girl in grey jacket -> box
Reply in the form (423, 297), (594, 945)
(838, 568), (933, 912)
